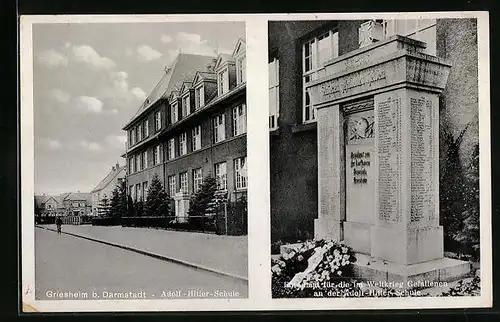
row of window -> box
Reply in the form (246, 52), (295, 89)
(129, 113), (163, 147)
(129, 181), (149, 202)
(167, 156), (247, 197)
(127, 104), (246, 175)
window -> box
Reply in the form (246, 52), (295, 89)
(269, 57), (280, 130)
(168, 175), (176, 197)
(180, 172), (188, 193)
(142, 181), (148, 201)
(130, 129), (136, 146)
(179, 133), (187, 156)
(192, 168), (203, 192)
(142, 150), (148, 169)
(135, 184), (141, 202)
(167, 138), (175, 160)
(192, 125), (201, 151)
(171, 103), (178, 124)
(155, 110), (161, 131)
(153, 144), (161, 165)
(381, 19), (437, 55)
(129, 186), (134, 200)
(237, 56), (246, 84)
(213, 114), (226, 143)
(182, 95), (190, 117)
(144, 119), (149, 137)
(218, 68), (229, 96)
(302, 30), (339, 123)
(137, 123), (142, 141)
(128, 157), (134, 174)
(234, 157), (247, 189)
(195, 86), (204, 109)
(135, 154), (140, 172)
(232, 104), (247, 136)
(214, 162), (227, 190)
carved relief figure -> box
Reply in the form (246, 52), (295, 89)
(350, 117), (374, 140)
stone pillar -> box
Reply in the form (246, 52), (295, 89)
(314, 105), (344, 241)
(307, 35), (471, 283)
(371, 88), (443, 265)
(174, 191), (190, 223)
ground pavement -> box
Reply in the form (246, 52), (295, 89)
(35, 227), (248, 300)
(39, 224), (248, 280)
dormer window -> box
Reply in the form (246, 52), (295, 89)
(137, 123), (142, 141)
(218, 68), (229, 96)
(182, 95), (190, 117)
(171, 102), (178, 124)
(155, 110), (162, 131)
(237, 56), (246, 84)
(195, 85), (204, 109)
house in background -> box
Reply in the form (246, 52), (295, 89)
(34, 195), (65, 217)
(91, 162), (126, 217)
(268, 19), (478, 243)
(122, 38), (247, 222)
(61, 192), (93, 216)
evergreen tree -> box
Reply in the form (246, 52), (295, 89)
(188, 175), (219, 217)
(98, 196), (110, 217)
(440, 123), (469, 251)
(144, 174), (170, 217)
(108, 180), (127, 218)
(455, 144), (480, 259)
(127, 195), (135, 217)
(135, 200), (144, 217)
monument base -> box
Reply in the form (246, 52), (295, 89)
(314, 217), (342, 241)
(352, 253), (472, 288)
(371, 225), (444, 265)
(344, 221), (371, 254)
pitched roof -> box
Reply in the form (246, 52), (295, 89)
(193, 71), (217, 84)
(34, 195), (47, 207)
(214, 53), (235, 70)
(35, 195), (64, 208)
(92, 165), (125, 193)
(63, 192), (92, 203)
(123, 53), (217, 130)
(232, 38), (246, 57)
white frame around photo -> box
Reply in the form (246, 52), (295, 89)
(20, 12), (491, 312)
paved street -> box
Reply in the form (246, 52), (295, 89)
(42, 224), (247, 279)
(35, 227), (248, 300)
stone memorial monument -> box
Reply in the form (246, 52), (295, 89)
(174, 191), (190, 223)
(307, 34), (472, 284)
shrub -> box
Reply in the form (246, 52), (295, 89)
(439, 276), (481, 297)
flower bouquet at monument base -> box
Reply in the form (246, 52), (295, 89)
(271, 239), (357, 298)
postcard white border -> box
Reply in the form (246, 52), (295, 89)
(20, 11), (491, 312)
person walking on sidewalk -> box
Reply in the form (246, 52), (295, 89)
(56, 217), (62, 234)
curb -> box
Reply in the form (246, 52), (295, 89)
(36, 225), (248, 283)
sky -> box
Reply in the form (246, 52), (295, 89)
(32, 21), (246, 195)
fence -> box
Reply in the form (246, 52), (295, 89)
(91, 199), (247, 235)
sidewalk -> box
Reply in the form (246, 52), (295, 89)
(38, 224), (247, 281)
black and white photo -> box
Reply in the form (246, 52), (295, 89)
(27, 19), (248, 302)
(269, 17), (487, 299)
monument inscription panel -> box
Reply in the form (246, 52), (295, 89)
(377, 96), (403, 224)
(345, 109), (375, 225)
(410, 96), (436, 225)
